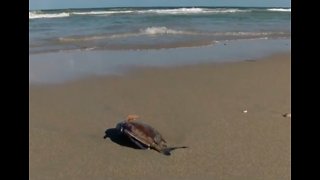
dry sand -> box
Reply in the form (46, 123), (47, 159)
(29, 53), (291, 180)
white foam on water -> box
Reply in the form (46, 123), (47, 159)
(139, 8), (250, 15)
(29, 12), (70, 19)
(71, 10), (134, 15)
(29, 8), (255, 19)
(267, 8), (291, 12)
(140, 26), (193, 35)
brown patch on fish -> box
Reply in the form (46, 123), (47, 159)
(126, 114), (139, 122)
(114, 115), (188, 155)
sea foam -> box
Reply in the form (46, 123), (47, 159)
(29, 8), (253, 19)
(29, 12), (70, 19)
(267, 8), (291, 12)
(72, 10), (134, 15)
(141, 27), (186, 35)
(140, 8), (250, 15)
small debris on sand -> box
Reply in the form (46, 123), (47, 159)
(282, 113), (291, 118)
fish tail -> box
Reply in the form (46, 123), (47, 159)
(161, 146), (188, 156)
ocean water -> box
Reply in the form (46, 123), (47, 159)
(29, 7), (291, 84)
(29, 7), (291, 53)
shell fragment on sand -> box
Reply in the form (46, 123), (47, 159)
(282, 113), (291, 118)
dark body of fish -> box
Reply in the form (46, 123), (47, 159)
(116, 121), (187, 156)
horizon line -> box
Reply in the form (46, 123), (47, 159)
(29, 5), (291, 11)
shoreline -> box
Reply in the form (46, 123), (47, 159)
(29, 38), (291, 85)
(30, 52), (291, 179)
(30, 51), (290, 89)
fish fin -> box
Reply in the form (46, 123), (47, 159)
(124, 129), (149, 148)
(128, 136), (147, 149)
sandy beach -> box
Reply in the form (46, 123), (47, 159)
(29, 53), (291, 180)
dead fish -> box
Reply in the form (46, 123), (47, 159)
(115, 115), (187, 156)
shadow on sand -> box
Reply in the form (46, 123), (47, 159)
(103, 128), (142, 149)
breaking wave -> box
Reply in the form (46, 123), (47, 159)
(29, 8), (253, 19)
(267, 8), (291, 12)
(29, 12), (70, 19)
(71, 10), (134, 15)
(29, 7), (292, 19)
(139, 8), (250, 14)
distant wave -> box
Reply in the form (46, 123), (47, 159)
(29, 12), (70, 19)
(29, 8), (253, 19)
(267, 8), (291, 12)
(29, 11), (130, 19)
(72, 10), (134, 15)
(139, 8), (250, 14)
(72, 11), (114, 15)
(29, 7), (292, 19)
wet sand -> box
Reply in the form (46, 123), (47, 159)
(29, 53), (291, 180)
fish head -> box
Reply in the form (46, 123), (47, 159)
(116, 121), (126, 133)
